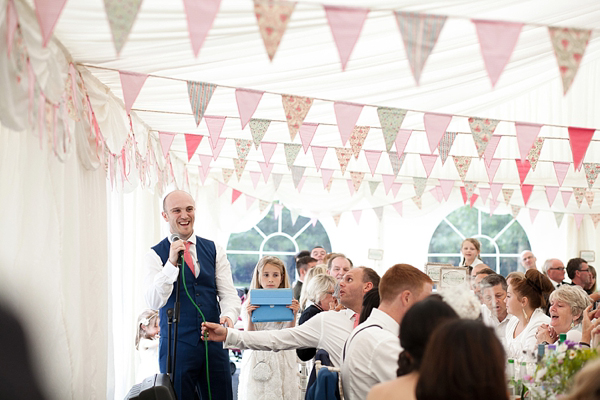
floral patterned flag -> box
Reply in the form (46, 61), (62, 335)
(521, 184), (534, 206)
(561, 191), (572, 207)
(464, 181), (477, 201)
(233, 158), (247, 180)
(554, 212), (564, 227)
(234, 139), (253, 160)
(583, 163), (600, 189)
(412, 196), (422, 210)
(259, 199), (270, 213)
(585, 190), (594, 208)
(469, 117), (500, 158)
(527, 137), (545, 171)
(187, 81), (217, 126)
(452, 155), (472, 182)
(335, 147), (353, 175)
(104, 0), (143, 54)
(282, 95), (313, 140)
(388, 152), (406, 177)
(350, 171), (365, 192)
(291, 166), (305, 189)
(439, 131), (457, 165)
(284, 143), (302, 169)
(349, 126), (370, 159)
(249, 119), (270, 149)
(591, 214), (600, 228)
(254, 0), (296, 61)
(510, 205), (521, 219)
(272, 173), (283, 190)
(222, 168), (234, 184)
(413, 177), (427, 198)
(377, 107), (407, 151)
(333, 214), (341, 227)
(548, 27), (591, 95)
(369, 181), (380, 196)
(502, 188), (514, 206)
(574, 187), (586, 208)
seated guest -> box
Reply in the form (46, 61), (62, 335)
(367, 296), (458, 400)
(415, 319), (508, 400)
(341, 264), (433, 400)
(293, 256), (318, 300)
(473, 267), (496, 302)
(504, 269), (554, 361)
(520, 250), (537, 271)
(310, 246), (327, 264)
(567, 258), (593, 290)
(299, 265), (328, 311)
(543, 258), (567, 288)
(327, 253), (352, 281)
(586, 265), (596, 295)
(536, 285), (592, 345)
(480, 274), (514, 346)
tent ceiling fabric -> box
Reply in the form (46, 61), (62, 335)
(9, 0), (600, 218)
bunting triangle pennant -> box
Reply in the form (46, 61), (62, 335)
(548, 27), (591, 95)
(438, 179), (454, 201)
(261, 142), (277, 166)
(321, 168), (334, 189)
(502, 189), (514, 205)
(105, 0), (143, 54)
(515, 122), (542, 161)
(184, 134), (203, 161)
(222, 168), (234, 184)
(389, 152), (406, 177)
(489, 199), (499, 215)
(249, 119), (270, 149)
(554, 212), (564, 227)
(464, 181), (477, 201)
(583, 163), (600, 189)
(391, 183), (402, 197)
(218, 182), (228, 197)
(34, 0), (68, 47)
(452, 156), (471, 182)
(258, 161), (274, 182)
(392, 201), (403, 216)
(334, 102), (364, 145)
(483, 135), (501, 167)
(233, 159), (247, 180)
(232, 189), (242, 204)
(490, 183), (503, 201)
(377, 107), (407, 151)
(254, 0), (295, 61)
(299, 123), (319, 153)
(352, 210), (362, 224)
(573, 187), (585, 208)
(430, 186), (443, 203)
(310, 216), (318, 227)
(350, 171), (365, 192)
(368, 181), (380, 195)
(246, 195), (256, 210)
(515, 159), (531, 184)
(473, 20), (523, 87)
(198, 154), (212, 175)
(236, 89), (264, 129)
(234, 139), (253, 161)
(529, 208), (539, 224)
(510, 205), (521, 219)
(469, 117), (499, 158)
(413, 177), (427, 198)
(290, 208), (300, 223)
(272, 173), (283, 190)
(424, 113), (452, 153)
(561, 191), (572, 207)
(462, 188), (470, 207)
(349, 126), (370, 159)
(119, 71), (148, 114)
(284, 143), (302, 169)
(274, 203), (284, 220)
(382, 174), (395, 195)
(469, 194), (479, 208)
(591, 214), (600, 228)
(479, 188), (490, 205)
(373, 206), (383, 221)
(291, 166), (306, 189)
(546, 186), (559, 207)
(158, 132), (176, 159)
(197, 166), (210, 185)
(297, 177), (306, 194)
(395, 11), (446, 85)
(182, 0), (221, 57)
(439, 131), (457, 165)
(394, 129), (412, 155)
(527, 137), (545, 171)
(259, 200), (270, 213)
(485, 159), (501, 183)
(574, 214), (585, 230)
(521, 184), (534, 206)
(311, 146), (328, 172)
(420, 154), (438, 178)
(326, 177), (333, 193)
(554, 161), (570, 187)
(412, 196), (422, 210)
(324, 6), (369, 71)
(585, 190), (594, 208)
(568, 127), (595, 171)
(249, 170), (261, 189)
(188, 81), (217, 126)
(335, 147), (354, 175)
(346, 179), (355, 196)
(282, 95), (313, 140)
(364, 150), (382, 177)
(333, 214), (341, 227)
(205, 115), (226, 149)
(210, 138), (227, 160)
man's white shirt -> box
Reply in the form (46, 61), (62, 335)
(481, 304), (515, 347)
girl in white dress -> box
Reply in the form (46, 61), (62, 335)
(239, 256), (300, 400)
(135, 309), (160, 383)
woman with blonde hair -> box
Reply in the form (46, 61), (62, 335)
(299, 265), (327, 311)
(536, 285), (591, 344)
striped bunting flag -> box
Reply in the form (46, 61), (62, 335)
(187, 81), (217, 126)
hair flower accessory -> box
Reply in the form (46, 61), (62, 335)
(141, 317), (150, 326)
(438, 286), (481, 319)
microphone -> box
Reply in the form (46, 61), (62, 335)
(169, 233), (185, 267)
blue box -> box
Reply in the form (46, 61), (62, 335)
(249, 288), (294, 323)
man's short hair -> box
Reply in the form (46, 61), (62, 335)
(296, 256), (317, 272)
(480, 274), (507, 292)
(359, 267), (380, 288)
(543, 259), (559, 274)
(296, 250), (311, 261)
(327, 253), (347, 270)
(379, 264), (432, 303)
(475, 268), (496, 277)
(567, 258), (587, 280)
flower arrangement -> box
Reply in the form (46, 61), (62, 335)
(524, 341), (598, 399)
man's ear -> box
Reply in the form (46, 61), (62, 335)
(162, 211), (168, 222)
(399, 290), (411, 306)
(363, 281), (373, 293)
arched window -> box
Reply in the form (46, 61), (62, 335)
(428, 206), (531, 276)
(227, 206), (331, 286)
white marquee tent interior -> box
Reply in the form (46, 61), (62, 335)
(2, 0), (600, 398)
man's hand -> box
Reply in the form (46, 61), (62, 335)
(168, 240), (186, 266)
(201, 322), (228, 342)
(220, 316), (233, 328)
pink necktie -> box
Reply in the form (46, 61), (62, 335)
(353, 313), (360, 328)
(184, 242), (195, 276)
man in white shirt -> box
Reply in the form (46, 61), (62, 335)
(480, 274), (514, 346)
(341, 264), (433, 400)
(521, 250), (537, 271)
(200, 266), (381, 368)
(543, 258), (567, 288)
(473, 267), (496, 302)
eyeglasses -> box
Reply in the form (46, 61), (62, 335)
(548, 267), (565, 271)
(579, 268), (591, 274)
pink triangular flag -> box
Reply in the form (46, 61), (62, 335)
(424, 113), (452, 153)
(515, 159), (531, 184)
(554, 161), (570, 187)
(249, 171), (261, 189)
(473, 20), (523, 87)
(232, 189), (242, 204)
(346, 179), (355, 196)
(364, 150), (382, 177)
(515, 122), (542, 161)
(310, 217), (318, 227)
(392, 201), (403, 216)
(485, 159), (501, 183)
(311, 146), (328, 172)
(394, 129), (412, 155)
(218, 182), (228, 197)
(479, 188), (491, 205)
(197, 166), (210, 185)
(119, 71), (148, 115)
(258, 161), (274, 182)
(297, 176), (307, 193)
(382, 175), (395, 195)
(182, 0), (221, 57)
(470, 194), (479, 208)
(235, 89), (264, 129)
(568, 127), (595, 171)
(574, 213), (584, 230)
(460, 187), (468, 205)
(184, 134), (203, 162)
(548, 27), (591, 95)
(158, 132), (176, 159)
(334, 102), (363, 145)
(529, 208), (539, 223)
(299, 123), (319, 153)
(210, 138), (226, 161)
(430, 186), (443, 203)
(391, 182), (402, 197)
(490, 183), (503, 201)
(198, 154), (212, 175)
(321, 168), (334, 189)
(438, 179), (454, 201)
(483, 135), (502, 167)
(261, 142), (277, 166)
(6, 0), (18, 56)
(34, 0), (68, 47)
(546, 186), (559, 207)
(489, 199), (499, 215)
(324, 6), (369, 71)
(204, 115), (226, 149)
(246, 195), (256, 210)
(332, 214), (341, 227)
(274, 203), (284, 220)
(561, 191), (572, 207)
(420, 154), (438, 178)
(352, 210), (362, 224)
(521, 184), (534, 206)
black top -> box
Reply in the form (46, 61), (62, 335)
(296, 304), (323, 361)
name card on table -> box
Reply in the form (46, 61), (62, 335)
(425, 262), (453, 283)
(438, 267), (469, 289)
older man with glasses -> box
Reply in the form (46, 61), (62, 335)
(566, 257), (593, 290)
(543, 259), (567, 288)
